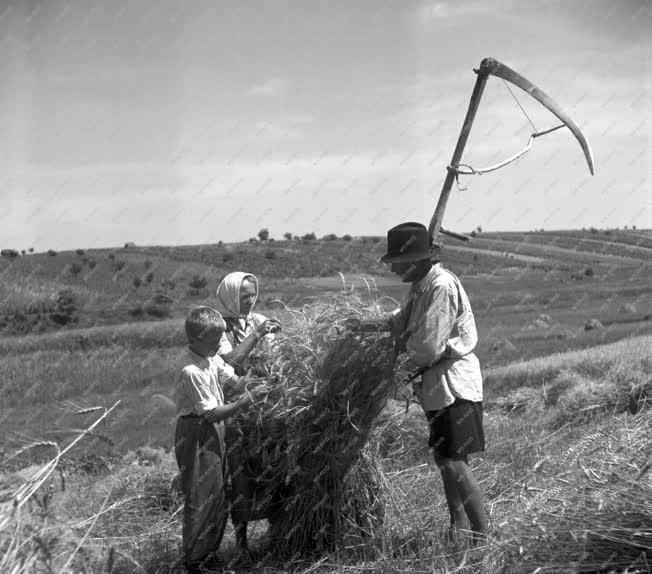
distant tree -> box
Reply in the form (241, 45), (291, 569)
(70, 262), (83, 277)
(124, 242), (136, 248)
(633, 225), (637, 230)
(48, 249), (57, 256)
(293, 235), (300, 241)
(264, 250), (277, 260)
(258, 228), (270, 241)
(144, 260), (153, 269)
(189, 275), (208, 289)
(88, 259), (97, 269)
(133, 277), (142, 288)
(302, 232), (317, 241)
(145, 271), (154, 284)
(284, 232), (293, 241)
(151, 290), (173, 306)
(269, 237), (275, 243)
(21, 249), (26, 256)
(323, 233), (338, 241)
(28, 247), (34, 253)
(342, 234), (353, 241)
(248, 237), (258, 244)
(589, 227), (598, 234)
(476, 226), (483, 233)
(470, 230), (477, 238)
(76, 249), (85, 256)
(1, 249), (19, 259)
(218, 240), (224, 246)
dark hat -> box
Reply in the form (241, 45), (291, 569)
(380, 222), (438, 263)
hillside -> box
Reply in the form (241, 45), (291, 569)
(0, 229), (650, 342)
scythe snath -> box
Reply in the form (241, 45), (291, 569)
(430, 57), (595, 245)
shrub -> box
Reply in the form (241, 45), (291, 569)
(189, 275), (208, 289)
(50, 289), (77, 326)
(75, 249), (85, 256)
(133, 277), (142, 288)
(28, 247), (34, 253)
(470, 230), (477, 238)
(88, 259), (97, 269)
(249, 237), (258, 243)
(21, 249), (26, 256)
(302, 232), (316, 241)
(258, 228), (270, 241)
(128, 305), (144, 317)
(584, 267), (594, 277)
(223, 253), (234, 263)
(476, 226), (483, 233)
(144, 260), (153, 269)
(284, 232), (293, 241)
(589, 227), (598, 234)
(145, 271), (154, 284)
(151, 290), (173, 305)
(342, 234), (352, 241)
(264, 250), (277, 260)
(218, 240), (224, 246)
(323, 233), (338, 241)
(70, 262), (83, 277)
(108, 253), (115, 260)
(1, 249), (19, 259)
(144, 303), (171, 318)
(47, 249), (57, 256)
(113, 260), (127, 272)
(372, 237), (380, 244)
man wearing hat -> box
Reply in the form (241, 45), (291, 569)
(355, 221), (489, 544)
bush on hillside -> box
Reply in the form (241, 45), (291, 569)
(189, 275), (207, 289)
(75, 249), (85, 256)
(284, 232), (293, 241)
(323, 233), (338, 241)
(258, 228), (270, 241)
(264, 250), (277, 260)
(47, 249), (57, 256)
(88, 259), (97, 269)
(342, 234), (352, 241)
(69, 262), (83, 277)
(302, 232), (316, 241)
(1, 249), (19, 259)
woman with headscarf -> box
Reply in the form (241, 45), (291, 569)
(214, 272), (281, 375)
(214, 271), (282, 559)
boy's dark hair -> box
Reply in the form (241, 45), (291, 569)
(185, 306), (225, 341)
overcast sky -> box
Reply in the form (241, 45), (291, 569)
(1, 0), (650, 250)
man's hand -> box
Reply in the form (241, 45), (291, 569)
(256, 319), (282, 337)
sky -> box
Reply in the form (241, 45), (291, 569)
(1, 0), (650, 250)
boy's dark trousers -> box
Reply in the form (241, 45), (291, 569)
(175, 415), (228, 567)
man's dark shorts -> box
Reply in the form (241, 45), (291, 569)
(425, 397), (485, 458)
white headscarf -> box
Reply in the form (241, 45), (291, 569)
(214, 272), (259, 319)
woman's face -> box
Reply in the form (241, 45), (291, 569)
(239, 279), (257, 315)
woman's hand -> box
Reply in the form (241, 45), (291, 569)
(256, 318), (282, 337)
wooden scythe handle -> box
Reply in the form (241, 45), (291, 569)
(428, 67), (490, 245)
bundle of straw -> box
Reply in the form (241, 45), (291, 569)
(226, 293), (398, 556)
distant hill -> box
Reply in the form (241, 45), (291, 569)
(0, 229), (649, 335)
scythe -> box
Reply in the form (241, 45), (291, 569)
(430, 57), (595, 245)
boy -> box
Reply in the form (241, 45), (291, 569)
(352, 222), (489, 544)
(174, 306), (263, 571)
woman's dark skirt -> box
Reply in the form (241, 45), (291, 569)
(425, 397), (485, 458)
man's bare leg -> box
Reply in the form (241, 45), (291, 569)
(434, 453), (468, 542)
(447, 456), (489, 544)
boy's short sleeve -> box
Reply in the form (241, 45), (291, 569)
(212, 354), (239, 386)
(180, 367), (219, 414)
(218, 332), (234, 356)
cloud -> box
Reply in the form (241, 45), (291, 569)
(247, 78), (287, 97)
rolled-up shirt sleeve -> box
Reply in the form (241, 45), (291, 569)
(406, 284), (457, 368)
(181, 368), (218, 414)
(215, 358), (239, 387)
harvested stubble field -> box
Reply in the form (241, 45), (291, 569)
(1, 288), (650, 573)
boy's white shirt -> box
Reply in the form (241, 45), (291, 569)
(175, 349), (239, 416)
(400, 263), (483, 411)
